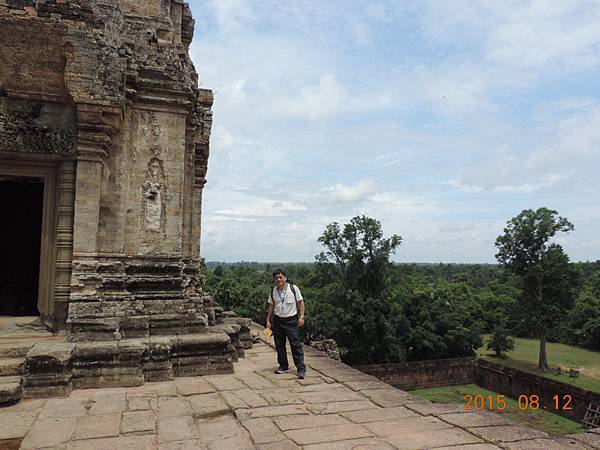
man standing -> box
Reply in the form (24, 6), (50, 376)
(266, 268), (306, 379)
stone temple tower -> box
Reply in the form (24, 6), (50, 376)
(1, 1), (249, 397)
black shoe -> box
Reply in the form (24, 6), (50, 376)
(275, 367), (289, 374)
(298, 370), (306, 379)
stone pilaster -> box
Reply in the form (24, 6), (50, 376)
(54, 160), (76, 329)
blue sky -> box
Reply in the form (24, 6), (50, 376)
(188, 0), (600, 263)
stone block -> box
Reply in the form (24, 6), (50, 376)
(158, 396), (192, 417)
(188, 393), (230, 418)
(72, 414), (120, 440)
(20, 417), (77, 449)
(284, 423), (373, 446)
(275, 413), (349, 431)
(386, 427), (483, 449)
(0, 411), (37, 440)
(467, 425), (548, 443)
(121, 410), (156, 434)
(241, 418), (285, 444)
(341, 406), (417, 423)
(157, 416), (197, 443)
(307, 400), (379, 415)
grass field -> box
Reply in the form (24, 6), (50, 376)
(478, 336), (600, 393)
(411, 384), (583, 436)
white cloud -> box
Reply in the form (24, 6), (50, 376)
(318, 179), (375, 203)
(273, 74), (347, 120)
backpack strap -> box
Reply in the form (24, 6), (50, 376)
(270, 283), (299, 302)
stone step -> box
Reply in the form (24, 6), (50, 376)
(0, 358), (24, 376)
(0, 375), (23, 406)
(0, 341), (33, 358)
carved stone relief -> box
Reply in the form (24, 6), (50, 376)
(140, 111), (164, 158)
(142, 157), (166, 232)
(0, 98), (75, 155)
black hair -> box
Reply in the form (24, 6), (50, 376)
(272, 268), (287, 277)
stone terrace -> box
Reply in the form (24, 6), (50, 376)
(1, 341), (599, 450)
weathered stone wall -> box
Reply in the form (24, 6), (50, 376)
(0, 17), (68, 100)
(476, 359), (600, 423)
(356, 357), (600, 423)
(355, 357), (475, 391)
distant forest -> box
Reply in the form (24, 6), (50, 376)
(202, 260), (600, 365)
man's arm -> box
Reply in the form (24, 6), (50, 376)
(298, 300), (305, 327)
(266, 301), (274, 329)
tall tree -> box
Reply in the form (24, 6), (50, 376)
(316, 215), (402, 296)
(316, 215), (403, 363)
(495, 207), (579, 370)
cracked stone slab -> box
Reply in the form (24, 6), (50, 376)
(404, 401), (468, 416)
(158, 440), (208, 450)
(66, 435), (157, 450)
(203, 375), (247, 391)
(21, 417), (77, 449)
(158, 415), (197, 443)
(289, 383), (351, 393)
(241, 418), (286, 444)
(316, 369), (376, 382)
(255, 439), (300, 450)
(566, 432), (600, 448)
(298, 388), (364, 404)
(174, 377), (216, 396)
(344, 380), (392, 391)
(236, 373), (275, 390)
(303, 437), (395, 450)
(439, 410), (514, 427)
(72, 414), (120, 440)
(39, 398), (89, 418)
(196, 414), (249, 442)
(231, 388), (269, 408)
(467, 425), (548, 443)
(275, 413), (349, 431)
(359, 389), (416, 408)
(158, 396), (192, 417)
(188, 393), (230, 418)
(121, 410), (156, 434)
(284, 423), (373, 446)
(341, 406), (417, 423)
(88, 392), (126, 415)
(363, 415), (453, 437)
(0, 410), (38, 440)
(259, 388), (302, 406)
(500, 437), (597, 449)
(205, 434), (254, 450)
(386, 427), (483, 449)
(235, 404), (310, 421)
(435, 445), (501, 450)
(307, 400), (379, 415)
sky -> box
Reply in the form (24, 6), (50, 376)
(188, 0), (600, 263)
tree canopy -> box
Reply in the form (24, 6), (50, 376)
(495, 207), (579, 370)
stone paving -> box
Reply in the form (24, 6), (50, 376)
(1, 341), (600, 449)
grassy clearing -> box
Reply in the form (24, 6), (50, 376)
(478, 336), (600, 394)
(411, 384), (583, 436)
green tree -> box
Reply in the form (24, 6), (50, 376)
(486, 325), (515, 358)
(316, 215), (403, 364)
(495, 207), (579, 370)
(316, 215), (402, 296)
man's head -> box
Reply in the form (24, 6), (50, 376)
(272, 268), (287, 289)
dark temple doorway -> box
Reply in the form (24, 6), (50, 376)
(0, 176), (44, 316)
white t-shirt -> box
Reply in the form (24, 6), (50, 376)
(268, 283), (303, 318)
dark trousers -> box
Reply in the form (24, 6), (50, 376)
(273, 315), (305, 372)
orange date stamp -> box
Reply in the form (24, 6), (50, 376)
(463, 394), (573, 411)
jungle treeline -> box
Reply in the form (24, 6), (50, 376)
(203, 260), (600, 365)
